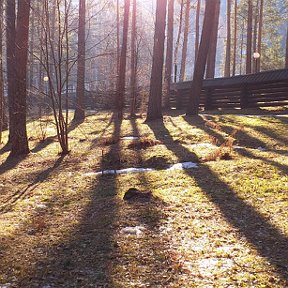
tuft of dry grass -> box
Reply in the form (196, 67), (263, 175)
(128, 137), (161, 150)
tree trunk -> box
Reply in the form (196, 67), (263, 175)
(116, 0), (130, 119)
(186, 0), (217, 116)
(130, 0), (137, 117)
(74, 0), (86, 121)
(174, 0), (184, 82)
(195, 0), (201, 61)
(257, 0), (263, 72)
(206, 0), (220, 79)
(0, 0), (3, 143)
(252, 0), (259, 73)
(232, 0), (237, 76)
(146, 0), (167, 121)
(6, 0), (16, 143)
(286, 24), (288, 68)
(10, 0), (31, 156)
(224, 0), (231, 77)
(163, 0), (174, 109)
(246, 0), (253, 74)
(179, 0), (190, 82)
(116, 0), (120, 74)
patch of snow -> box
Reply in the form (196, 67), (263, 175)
(167, 162), (198, 170)
(121, 136), (139, 140)
(35, 204), (48, 210)
(83, 161), (198, 177)
(257, 146), (266, 151)
(120, 226), (146, 237)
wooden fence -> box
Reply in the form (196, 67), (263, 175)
(170, 69), (288, 110)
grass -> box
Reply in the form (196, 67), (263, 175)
(0, 109), (288, 287)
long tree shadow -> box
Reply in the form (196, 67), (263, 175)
(148, 118), (288, 280)
(184, 115), (288, 174)
(0, 155), (65, 214)
(19, 113), (121, 287)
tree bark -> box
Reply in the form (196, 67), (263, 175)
(116, 0), (130, 118)
(10, 0), (31, 156)
(6, 0), (16, 143)
(206, 0), (220, 79)
(163, 0), (174, 109)
(232, 0), (237, 76)
(186, 0), (217, 115)
(179, 0), (190, 82)
(224, 0), (231, 77)
(130, 0), (137, 117)
(257, 0), (263, 72)
(0, 0), (3, 143)
(74, 0), (86, 121)
(195, 0), (201, 61)
(252, 0), (259, 73)
(146, 0), (167, 121)
(174, 0), (184, 82)
(246, 0), (253, 74)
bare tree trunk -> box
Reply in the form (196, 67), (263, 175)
(286, 24), (288, 68)
(206, 0), (220, 79)
(246, 0), (253, 74)
(179, 0), (190, 82)
(252, 0), (259, 73)
(257, 0), (263, 72)
(116, 0), (120, 73)
(240, 20), (245, 74)
(6, 0), (16, 144)
(163, 0), (174, 108)
(74, 0), (86, 121)
(232, 0), (237, 76)
(130, 0), (137, 117)
(0, 0), (3, 143)
(174, 0), (184, 82)
(195, 0), (201, 61)
(116, 0), (130, 119)
(10, 0), (31, 156)
(224, 0), (231, 77)
(146, 0), (167, 121)
(186, 0), (217, 115)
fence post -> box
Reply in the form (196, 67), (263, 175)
(204, 88), (213, 111)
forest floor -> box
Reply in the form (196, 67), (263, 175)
(0, 108), (288, 287)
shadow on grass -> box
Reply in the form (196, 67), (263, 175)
(148, 117), (288, 281)
(17, 115), (176, 287)
(0, 155), (65, 214)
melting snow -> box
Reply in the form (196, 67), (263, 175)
(121, 136), (139, 140)
(120, 226), (146, 237)
(83, 162), (198, 177)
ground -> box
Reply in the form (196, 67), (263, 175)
(0, 109), (288, 287)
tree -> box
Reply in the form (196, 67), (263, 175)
(10, 0), (31, 156)
(286, 24), (288, 68)
(224, 0), (232, 77)
(179, 0), (190, 82)
(0, 0), (3, 144)
(206, 0), (220, 79)
(256, 0), (264, 72)
(174, 0), (184, 82)
(6, 0), (16, 144)
(246, 0), (253, 74)
(146, 0), (167, 121)
(115, 0), (130, 118)
(195, 0), (201, 60)
(74, 0), (86, 121)
(163, 0), (174, 109)
(232, 0), (238, 76)
(130, 0), (137, 117)
(186, 0), (217, 115)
